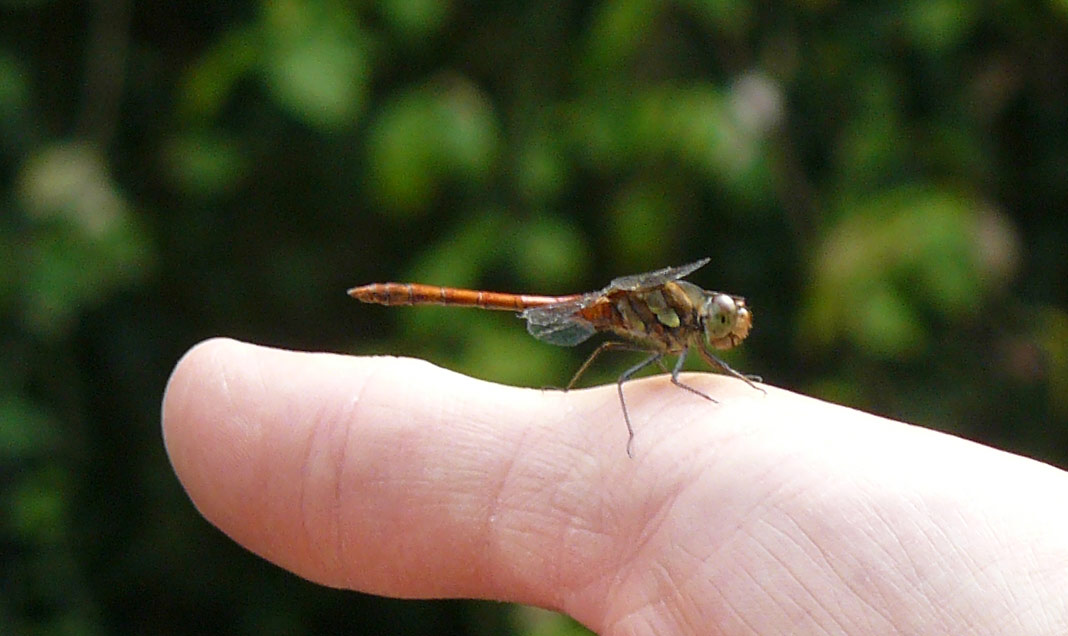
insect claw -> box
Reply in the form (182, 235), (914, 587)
(740, 374), (766, 394)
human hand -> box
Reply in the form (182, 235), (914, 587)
(162, 338), (1068, 635)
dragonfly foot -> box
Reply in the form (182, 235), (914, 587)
(671, 377), (718, 403)
(741, 374), (767, 394)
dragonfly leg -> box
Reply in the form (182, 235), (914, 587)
(566, 341), (645, 390)
(668, 348), (717, 403)
(696, 344), (767, 394)
(617, 352), (665, 458)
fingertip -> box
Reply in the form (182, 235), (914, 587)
(161, 337), (237, 450)
(161, 337), (235, 489)
(161, 338), (277, 552)
(159, 339), (572, 599)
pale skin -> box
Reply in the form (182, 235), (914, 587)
(163, 338), (1068, 635)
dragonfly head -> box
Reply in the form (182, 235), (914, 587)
(702, 293), (752, 350)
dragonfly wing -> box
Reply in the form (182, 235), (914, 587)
(525, 318), (596, 347)
(522, 297), (598, 347)
(607, 257), (711, 291)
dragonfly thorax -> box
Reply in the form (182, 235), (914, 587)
(701, 293), (752, 350)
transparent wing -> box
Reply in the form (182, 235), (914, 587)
(607, 257), (710, 291)
(521, 294), (599, 347)
(525, 317), (597, 347)
(520, 258), (711, 347)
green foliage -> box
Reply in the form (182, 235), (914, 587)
(801, 186), (1019, 357)
(180, 0), (371, 131)
(259, 0), (370, 130)
(2, 0), (1066, 633)
(366, 81), (501, 216)
(14, 143), (154, 336)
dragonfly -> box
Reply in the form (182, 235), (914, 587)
(348, 258), (762, 456)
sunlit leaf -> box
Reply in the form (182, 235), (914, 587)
(514, 216), (590, 288)
(583, 0), (659, 72)
(607, 180), (678, 262)
(260, 0), (370, 130)
(8, 467), (69, 543)
(15, 144), (155, 336)
(0, 395), (60, 461)
(366, 81), (500, 216)
(0, 51), (30, 131)
(904, 0), (977, 53)
(378, 0), (452, 41)
(514, 133), (570, 204)
(679, 0), (752, 35)
(800, 186), (1019, 358)
(161, 131), (248, 197)
(176, 28), (260, 122)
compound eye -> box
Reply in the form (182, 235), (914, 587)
(736, 306), (751, 326)
(704, 294), (737, 339)
(713, 294), (736, 320)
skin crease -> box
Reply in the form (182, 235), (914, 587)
(162, 338), (1068, 635)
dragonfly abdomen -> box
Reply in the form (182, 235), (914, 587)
(348, 282), (579, 311)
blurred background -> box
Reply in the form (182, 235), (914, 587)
(3, 0), (1067, 633)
